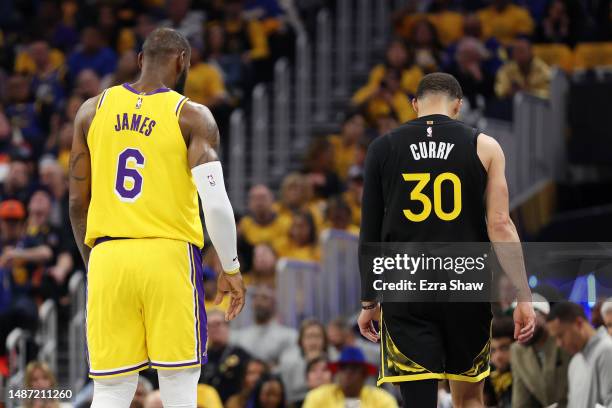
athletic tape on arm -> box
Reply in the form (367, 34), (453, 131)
(192, 161), (240, 273)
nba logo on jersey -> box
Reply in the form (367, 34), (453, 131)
(427, 126), (433, 137)
(207, 174), (216, 186)
(135, 97), (143, 109)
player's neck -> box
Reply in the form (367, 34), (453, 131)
(130, 69), (173, 93)
(417, 105), (452, 118)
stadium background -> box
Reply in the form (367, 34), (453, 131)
(1, 0), (612, 407)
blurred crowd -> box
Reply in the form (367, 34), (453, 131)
(2, 0), (612, 407)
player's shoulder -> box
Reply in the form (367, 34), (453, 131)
(179, 99), (214, 121)
(477, 133), (503, 155)
(75, 94), (102, 123)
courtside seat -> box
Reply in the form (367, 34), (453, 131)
(573, 42), (612, 70)
(533, 43), (574, 72)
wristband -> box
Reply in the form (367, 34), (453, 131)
(224, 267), (240, 275)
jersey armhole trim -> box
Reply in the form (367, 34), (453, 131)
(96, 88), (109, 111)
(175, 96), (189, 117)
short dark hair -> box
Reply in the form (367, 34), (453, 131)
(547, 302), (587, 323)
(306, 356), (328, 375)
(142, 28), (190, 60)
(491, 316), (515, 340)
(416, 72), (463, 100)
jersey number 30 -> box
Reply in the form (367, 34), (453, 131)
(402, 172), (461, 222)
(115, 148), (145, 202)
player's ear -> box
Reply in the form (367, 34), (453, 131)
(411, 97), (419, 115)
(137, 52), (144, 70)
(452, 98), (462, 118)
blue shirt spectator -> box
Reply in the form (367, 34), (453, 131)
(67, 26), (117, 80)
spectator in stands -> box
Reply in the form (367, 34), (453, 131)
(477, 0), (534, 45)
(51, 0), (80, 53)
(205, 23), (245, 95)
(447, 37), (495, 110)
(196, 384), (224, 408)
(324, 196), (358, 235)
(248, 373), (287, 408)
(184, 44), (229, 109)
(74, 68), (102, 99)
(143, 390), (163, 408)
(326, 317), (378, 365)
(5, 75), (45, 159)
(245, 243), (277, 288)
(118, 14), (157, 55)
(244, 0), (301, 61)
(546, 302), (612, 408)
(221, 0), (270, 62)
(1, 157), (33, 204)
(67, 26), (117, 79)
(27, 39), (66, 113)
(302, 138), (343, 200)
(352, 39), (423, 108)
(231, 284), (297, 365)
(160, 0), (204, 48)
(328, 111), (366, 181)
(305, 356), (332, 391)
(411, 18), (444, 73)
(536, 0), (571, 44)
(276, 172), (323, 231)
(278, 319), (328, 404)
(201, 310), (252, 402)
(357, 68), (416, 124)
(343, 166), (364, 227)
(511, 295), (570, 408)
(426, 0), (464, 46)
(39, 157), (69, 232)
(302, 346), (397, 408)
(602, 298), (612, 336)
(23, 361), (71, 408)
(226, 359), (268, 408)
(100, 50), (139, 88)
(495, 38), (551, 100)
(274, 210), (320, 262)
(485, 317), (515, 408)
(239, 184), (288, 247)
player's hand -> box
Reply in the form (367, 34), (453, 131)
(358, 303), (381, 343)
(513, 301), (536, 344)
(215, 271), (246, 321)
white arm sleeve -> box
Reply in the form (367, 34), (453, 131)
(192, 161), (240, 273)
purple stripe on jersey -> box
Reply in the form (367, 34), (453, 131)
(97, 89), (107, 109)
(150, 360), (200, 368)
(175, 96), (188, 115)
(94, 236), (128, 247)
(191, 244), (208, 363)
(89, 361), (150, 377)
(122, 83), (170, 95)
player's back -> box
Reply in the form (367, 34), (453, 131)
(377, 113), (488, 242)
(85, 83), (203, 248)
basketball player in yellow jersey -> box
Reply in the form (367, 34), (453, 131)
(68, 28), (245, 408)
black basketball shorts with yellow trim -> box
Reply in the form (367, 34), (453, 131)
(378, 302), (492, 385)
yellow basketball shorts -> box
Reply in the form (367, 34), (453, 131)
(86, 237), (207, 378)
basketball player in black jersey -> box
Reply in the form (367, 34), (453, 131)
(357, 73), (536, 407)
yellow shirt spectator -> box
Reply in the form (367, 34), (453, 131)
(495, 57), (551, 99)
(14, 49), (65, 75)
(353, 64), (423, 105)
(239, 214), (290, 247)
(184, 62), (227, 107)
(302, 384), (398, 408)
(478, 4), (534, 44)
(428, 11), (464, 46)
(274, 238), (320, 262)
(196, 384), (224, 408)
(328, 134), (356, 180)
(224, 19), (270, 60)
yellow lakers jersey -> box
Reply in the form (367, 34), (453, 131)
(84, 83), (203, 248)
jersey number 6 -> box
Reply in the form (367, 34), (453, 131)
(402, 172), (461, 222)
(115, 148), (145, 202)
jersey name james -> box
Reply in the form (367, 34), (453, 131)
(114, 113), (157, 136)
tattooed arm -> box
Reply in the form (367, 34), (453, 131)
(68, 97), (96, 266)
